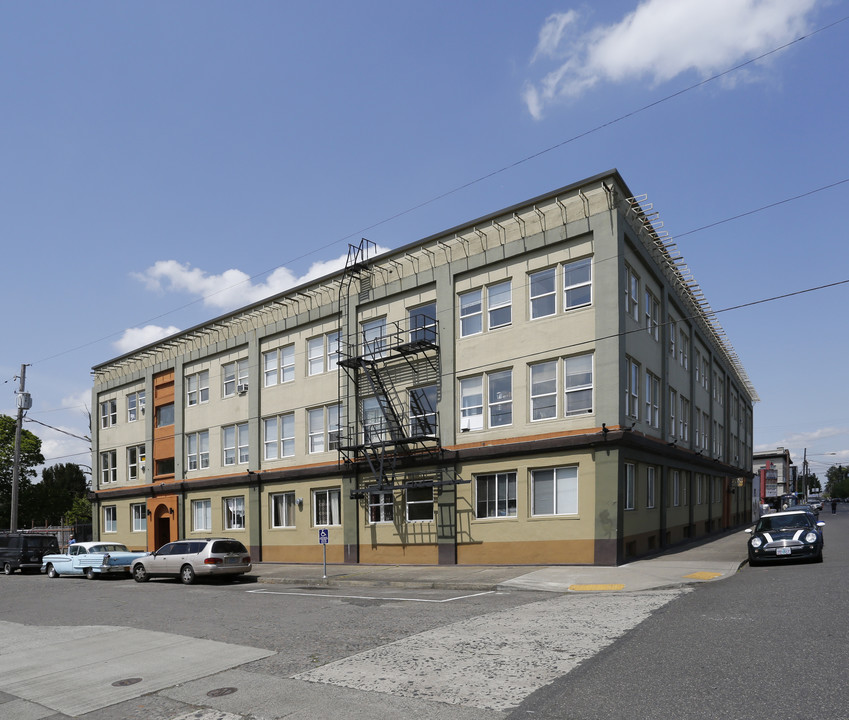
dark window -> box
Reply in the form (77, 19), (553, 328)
(211, 540), (247, 554)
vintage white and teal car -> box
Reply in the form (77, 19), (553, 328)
(41, 542), (149, 579)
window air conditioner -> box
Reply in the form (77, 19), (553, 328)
(237, 383), (249, 394)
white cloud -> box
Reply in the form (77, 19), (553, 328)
(523, 0), (819, 119)
(114, 324), (182, 354)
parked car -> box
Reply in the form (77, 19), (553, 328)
(41, 541), (150, 579)
(0, 533), (59, 574)
(746, 510), (824, 566)
(131, 538), (251, 585)
(793, 503), (820, 519)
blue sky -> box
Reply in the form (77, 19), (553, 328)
(2, 0), (847, 483)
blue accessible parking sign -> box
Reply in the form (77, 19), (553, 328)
(318, 529), (329, 544)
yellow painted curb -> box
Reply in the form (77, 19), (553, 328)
(683, 571), (722, 580)
(569, 583), (625, 592)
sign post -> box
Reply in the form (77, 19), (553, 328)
(318, 528), (329, 578)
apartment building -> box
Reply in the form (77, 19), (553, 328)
(90, 169), (756, 566)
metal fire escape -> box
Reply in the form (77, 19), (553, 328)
(337, 239), (465, 499)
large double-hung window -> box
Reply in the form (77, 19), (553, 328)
(532, 466), (578, 516)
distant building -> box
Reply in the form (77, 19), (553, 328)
(90, 169), (756, 566)
(753, 448), (794, 509)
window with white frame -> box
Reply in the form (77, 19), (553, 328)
(646, 466), (656, 508)
(625, 463), (635, 510)
(625, 265), (639, 321)
(409, 385), (437, 436)
(701, 356), (710, 390)
(530, 361), (557, 420)
(487, 280), (512, 329)
(695, 411), (703, 450)
(308, 405), (340, 453)
(406, 486), (433, 522)
(564, 257), (592, 309)
(564, 353), (593, 415)
(626, 359), (640, 420)
(409, 302), (437, 344)
(131, 504), (146, 532)
(127, 444), (145, 481)
(263, 344), (295, 386)
(186, 430), (210, 471)
(100, 399), (117, 429)
(459, 289), (482, 337)
(369, 492), (394, 523)
(361, 318), (387, 359)
(307, 332), (339, 375)
(532, 466), (578, 516)
(307, 336), (325, 375)
(679, 396), (690, 442)
(529, 267), (556, 319)
(668, 317), (678, 358)
(488, 369), (512, 427)
(679, 331), (689, 369)
(362, 396), (387, 443)
(100, 450), (117, 485)
(476, 472), (517, 518)
(669, 388), (677, 438)
(224, 496), (245, 530)
(263, 413), (295, 460)
(271, 492), (296, 528)
(694, 349), (702, 387)
(314, 488), (341, 526)
(645, 289), (660, 340)
(645, 372), (660, 428)
(186, 370), (209, 406)
(222, 359), (249, 397)
(672, 470), (681, 506)
(696, 473), (704, 504)
(127, 391), (145, 422)
(192, 499), (212, 531)
(702, 411), (710, 450)
(459, 376), (484, 431)
(223, 423), (249, 466)
(103, 505), (117, 533)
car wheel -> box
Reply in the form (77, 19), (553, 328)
(814, 550), (824, 563)
(180, 564), (196, 585)
(132, 564), (149, 583)
(46, 564), (59, 579)
(85, 567), (96, 580)
(3, 562), (13, 575)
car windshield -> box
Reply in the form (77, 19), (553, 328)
(211, 540), (247, 554)
(757, 514), (812, 532)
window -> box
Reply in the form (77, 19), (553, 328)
(532, 466), (578, 516)
(564, 257), (592, 309)
(459, 289), (482, 337)
(186, 370), (209, 406)
(460, 376), (484, 431)
(156, 403), (174, 428)
(669, 388), (677, 438)
(192, 499), (212, 531)
(695, 412), (703, 450)
(127, 445), (145, 481)
(669, 317), (678, 358)
(564, 354), (593, 415)
(264, 413), (295, 460)
(645, 372), (660, 428)
(103, 506), (117, 533)
(488, 369), (512, 427)
(362, 396), (386, 443)
(186, 430), (210, 471)
(308, 405), (340, 453)
(409, 302), (437, 344)
(672, 470), (681, 507)
(369, 492), (394, 523)
(307, 337), (324, 375)
(309, 332), (339, 374)
(530, 362), (557, 420)
(645, 290), (659, 340)
(679, 396), (690, 442)
(131, 504), (146, 532)
(695, 349), (702, 387)
(223, 359), (249, 397)
(224, 497), (245, 530)
(361, 318), (387, 359)
(679, 331), (689, 369)
(529, 268), (556, 319)
(263, 350), (279, 386)
(100, 399), (117, 429)
(646, 467), (656, 509)
(314, 488), (341, 526)
(271, 492), (296, 528)
(625, 463), (635, 510)
(702, 411), (710, 450)
(625, 265), (639, 321)
(476, 472), (517, 518)
(409, 385), (437, 436)
(487, 280), (512, 329)
(223, 423), (249, 466)
(155, 458), (174, 476)
(265, 344), (296, 386)
(701, 356), (710, 390)
(406, 486), (433, 522)
(127, 391), (145, 422)
(626, 359), (640, 420)
(100, 450), (117, 485)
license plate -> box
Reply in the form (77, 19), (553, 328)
(225, 557), (239, 564)
(776, 547), (791, 556)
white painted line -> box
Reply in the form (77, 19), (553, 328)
(246, 588), (496, 603)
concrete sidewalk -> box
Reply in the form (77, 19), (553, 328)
(250, 527), (750, 593)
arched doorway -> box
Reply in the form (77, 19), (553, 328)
(150, 502), (175, 551)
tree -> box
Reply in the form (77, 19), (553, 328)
(0, 414), (44, 529)
(65, 495), (93, 525)
(825, 465), (849, 499)
(26, 463), (89, 526)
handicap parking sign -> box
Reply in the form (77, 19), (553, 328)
(318, 529), (329, 544)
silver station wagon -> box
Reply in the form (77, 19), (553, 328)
(131, 538), (252, 585)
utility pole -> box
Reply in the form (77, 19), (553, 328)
(11, 364), (32, 532)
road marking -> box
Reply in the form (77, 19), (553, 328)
(569, 583), (625, 591)
(246, 588), (496, 603)
(683, 571), (723, 580)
